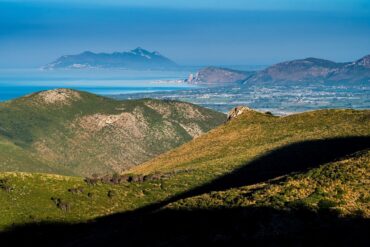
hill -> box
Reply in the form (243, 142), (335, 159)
(186, 66), (254, 85)
(245, 55), (370, 84)
(168, 149), (370, 217)
(130, 108), (370, 176)
(186, 55), (370, 85)
(0, 108), (369, 246)
(43, 47), (178, 70)
(0, 136), (71, 175)
(0, 89), (225, 176)
(0, 108), (368, 237)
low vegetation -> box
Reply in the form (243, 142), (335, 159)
(168, 150), (370, 217)
(0, 172), (166, 230)
(0, 89), (225, 176)
(0, 108), (368, 233)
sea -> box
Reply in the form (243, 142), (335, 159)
(1, 68), (369, 115)
(0, 68), (195, 101)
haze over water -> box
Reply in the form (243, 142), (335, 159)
(0, 68), (195, 101)
(0, 0), (369, 112)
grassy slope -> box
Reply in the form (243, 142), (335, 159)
(0, 109), (368, 230)
(0, 172), (168, 230)
(168, 150), (370, 217)
(130, 109), (369, 180)
(0, 89), (225, 176)
(0, 136), (72, 175)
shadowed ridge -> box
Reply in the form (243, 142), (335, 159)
(1, 136), (369, 246)
(180, 136), (370, 193)
(136, 136), (370, 212)
(2, 206), (369, 247)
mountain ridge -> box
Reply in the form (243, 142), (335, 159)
(185, 54), (370, 85)
(246, 54), (370, 84)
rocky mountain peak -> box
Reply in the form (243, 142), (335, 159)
(131, 47), (150, 54)
(356, 54), (370, 68)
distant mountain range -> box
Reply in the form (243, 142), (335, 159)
(188, 55), (370, 85)
(43, 47), (178, 70)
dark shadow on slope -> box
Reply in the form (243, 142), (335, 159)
(142, 136), (370, 210)
(1, 136), (369, 246)
(184, 136), (370, 192)
(1, 205), (370, 246)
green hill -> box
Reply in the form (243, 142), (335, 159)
(168, 149), (370, 217)
(0, 136), (71, 175)
(0, 89), (226, 176)
(130, 108), (369, 179)
(0, 107), (368, 240)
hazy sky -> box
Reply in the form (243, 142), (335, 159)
(0, 0), (369, 68)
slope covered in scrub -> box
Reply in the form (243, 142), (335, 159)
(0, 108), (368, 235)
(0, 89), (226, 176)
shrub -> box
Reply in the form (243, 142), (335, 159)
(110, 173), (121, 184)
(0, 179), (12, 192)
(84, 177), (99, 186)
(51, 197), (70, 212)
(107, 190), (115, 198)
(318, 199), (338, 210)
(287, 200), (311, 210)
(58, 202), (70, 212)
(68, 187), (84, 194)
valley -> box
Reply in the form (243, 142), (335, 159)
(2, 1), (370, 246)
(0, 99), (368, 245)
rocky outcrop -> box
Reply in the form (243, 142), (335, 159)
(186, 67), (254, 85)
(35, 89), (81, 105)
(355, 55), (370, 68)
(227, 106), (252, 121)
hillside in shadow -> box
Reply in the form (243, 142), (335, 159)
(143, 136), (370, 210)
(2, 204), (369, 246)
(1, 136), (369, 246)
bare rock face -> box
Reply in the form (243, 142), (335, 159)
(35, 89), (81, 105)
(227, 106), (252, 121)
(187, 67), (253, 85)
(355, 55), (370, 68)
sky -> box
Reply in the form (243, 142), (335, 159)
(0, 0), (369, 68)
